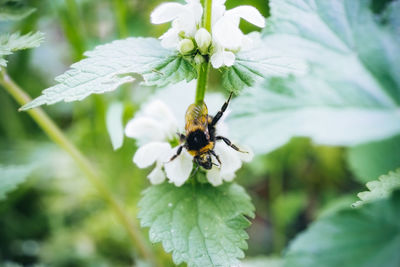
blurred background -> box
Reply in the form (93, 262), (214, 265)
(0, 0), (371, 266)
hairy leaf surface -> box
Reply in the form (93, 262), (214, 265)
(353, 169), (400, 207)
(229, 0), (400, 154)
(138, 182), (254, 267)
(285, 190), (400, 267)
(221, 33), (306, 94)
(0, 32), (44, 67)
(20, 38), (197, 110)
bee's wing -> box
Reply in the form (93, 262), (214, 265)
(185, 102), (208, 132)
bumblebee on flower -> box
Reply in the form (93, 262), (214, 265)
(125, 86), (253, 187)
(151, 0), (265, 68)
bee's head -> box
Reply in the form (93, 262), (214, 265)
(195, 153), (212, 170)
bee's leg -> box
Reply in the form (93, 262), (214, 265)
(210, 150), (221, 165)
(177, 133), (186, 143)
(210, 92), (233, 126)
(190, 164), (200, 178)
(216, 136), (247, 153)
(169, 145), (183, 161)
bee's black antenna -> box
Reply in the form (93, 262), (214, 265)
(212, 162), (220, 167)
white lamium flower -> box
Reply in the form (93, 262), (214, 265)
(211, 3), (265, 68)
(207, 143), (253, 186)
(125, 97), (253, 187)
(151, 0), (265, 68)
(213, 6), (265, 51)
(125, 100), (192, 186)
(210, 43), (236, 68)
(151, 0), (203, 49)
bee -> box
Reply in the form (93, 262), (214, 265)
(170, 92), (245, 169)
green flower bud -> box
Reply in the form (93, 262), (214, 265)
(178, 39), (195, 55)
(194, 54), (205, 64)
(195, 28), (212, 55)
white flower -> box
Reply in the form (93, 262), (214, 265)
(151, 0), (203, 49)
(207, 142), (254, 186)
(213, 6), (265, 51)
(210, 43), (236, 68)
(211, 5), (265, 68)
(125, 100), (193, 186)
(125, 98), (253, 187)
(150, 0), (265, 68)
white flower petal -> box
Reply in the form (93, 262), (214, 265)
(210, 51), (224, 69)
(133, 142), (171, 168)
(241, 35), (254, 51)
(213, 17), (244, 50)
(143, 100), (179, 138)
(125, 117), (165, 142)
(210, 48), (224, 69)
(160, 27), (181, 49)
(147, 164), (166, 184)
(207, 166), (224, 186)
(223, 50), (236, 67)
(227, 5), (266, 28)
(151, 2), (185, 24)
(187, 0), (203, 26)
(212, 0), (227, 25)
(215, 117), (229, 136)
(214, 141), (242, 175)
(221, 172), (235, 182)
(164, 147), (193, 186)
(238, 145), (254, 162)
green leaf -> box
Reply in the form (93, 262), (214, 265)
(106, 102), (124, 150)
(138, 182), (254, 267)
(0, 32), (44, 51)
(228, 0), (400, 155)
(20, 38), (197, 111)
(0, 164), (34, 201)
(285, 190), (400, 267)
(347, 134), (400, 183)
(352, 169), (400, 207)
(382, 0), (400, 35)
(221, 33), (307, 94)
(0, 31), (45, 67)
(0, 0), (36, 21)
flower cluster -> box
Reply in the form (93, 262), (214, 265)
(151, 0), (265, 68)
(125, 99), (253, 187)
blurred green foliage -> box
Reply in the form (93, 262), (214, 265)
(0, 0), (390, 266)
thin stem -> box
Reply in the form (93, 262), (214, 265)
(0, 68), (160, 267)
(195, 62), (209, 104)
(195, 0), (213, 104)
(204, 0), (213, 32)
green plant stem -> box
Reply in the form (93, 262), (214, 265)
(195, 62), (209, 104)
(204, 0), (213, 32)
(195, 0), (213, 104)
(0, 68), (160, 267)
